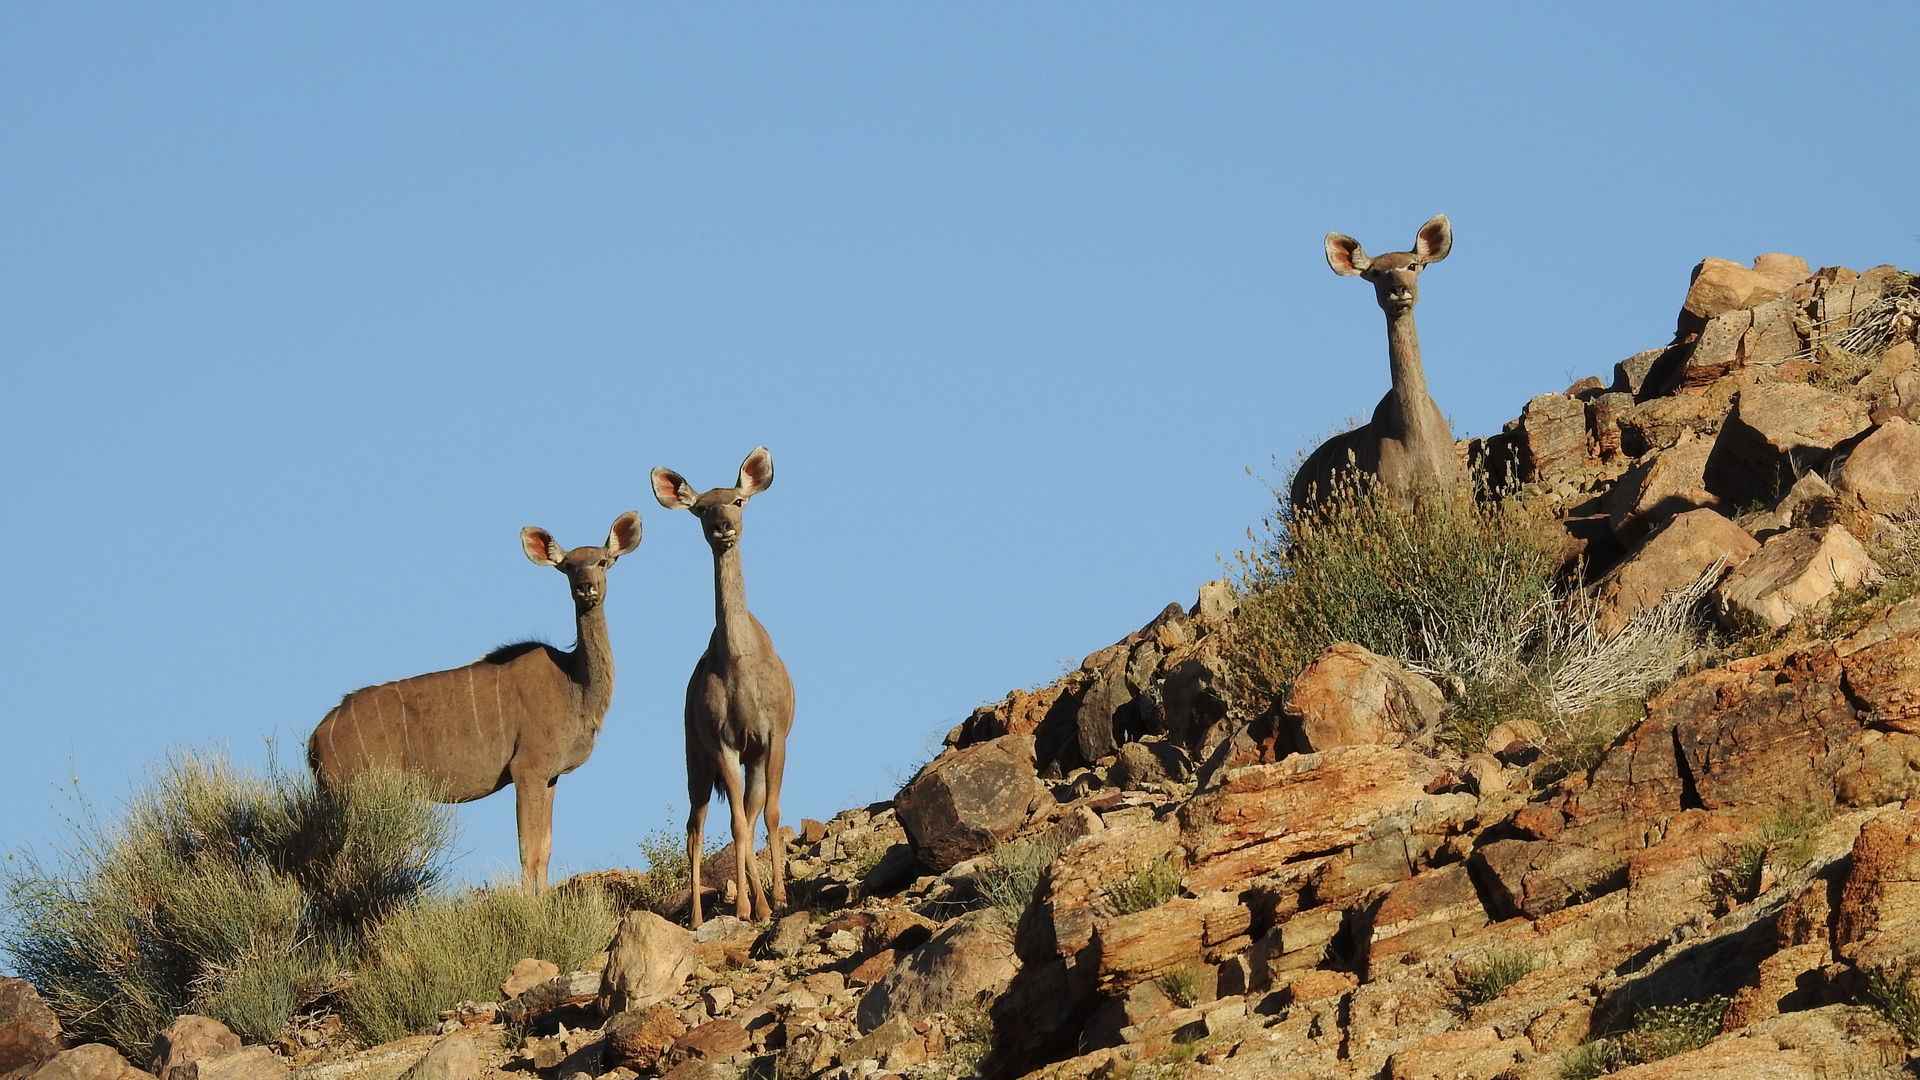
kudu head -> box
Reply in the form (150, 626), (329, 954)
(1325, 213), (1452, 315)
(650, 446), (774, 552)
(521, 511), (643, 612)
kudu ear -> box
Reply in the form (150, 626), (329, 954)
(521, 526), (564, 567)
(651, 467), (698, 510)
(1413, 214), (1452, 262)
(1325, 233), (1370, 276)
(737, 446), (774, 497)
(606, 511), (642, 558)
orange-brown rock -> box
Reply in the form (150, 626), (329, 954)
(1367, 863), (1491, 967)
(856, 911), (1017, 1032)
(1593, 508), (1756, 635)
(1606, 432), (1719, 545)
(1282, 643), (1446, 753)
(1178, 745), (1445, 893)
(662, 1020), (750, 1069)
(1382, 1027), (1527, 1080)
(1714, 526), (1879, 629)
(605, 1003), (688, 1072)
(1017, 818), (1181, 967)
(599, 910), (698, 1015)
(0, 980), (62, 1080)
(1834, 808), (1920, 972)
(1837, 598), (1920, 735)
(1837, 418), (1920, 517)
(148, 1018), (238, 1080)
(1705, 383), (1869, 507)
(1680, 255), (1804, 331)
(1088, 892), (1252, 992)
(1679, 297), (1804, 389)
(20, 1046), (157, 1080)
(896, 734), (1048, 872)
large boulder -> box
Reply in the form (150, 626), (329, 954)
(1705, 383), (1869, 508)
(1178, 745), (1447, 893)
(1282, 643), (1446, 753)
(0, 980), (62, 1078)
(1678, 254), (1806, 333)
(396, 1033), (476, 1080)
(147, 1017), (238, 1080)
(896, 734), (1047, 872)
(22, 1046), (156, 1080)
(855, 911), (1017, 1033)
(1836, 597), (1920, 735)
(1675, 296), (1802, 389)
(1713, 526), (1879, 629)
(1605, 432), (1719, 545)
(1834, 809), (1920, 972)
(166, 1047), (285, 1080)
(599, 910), (698, 1014)
(1836, 417), (1920, 516)
(1593, 508), (1756, 635)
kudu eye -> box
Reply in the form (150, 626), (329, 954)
(733, 498), (745, 507)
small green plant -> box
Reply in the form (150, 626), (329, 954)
(1106, 856), (1181, 915)
(1457, 946), (1541, 1006)
(1863, 962), (1920, 1044)
(631, 822), (723, 909)
(1705, 805), (1825, 907)
(1613, 995), (1730, 1063)
(1558, 1039), (1618, 1080)
(1156, 963), (1207, 1009)
(339, 879), (616, 1043)
(1562, 994), (1732, 1076)
(2, 752), (450, 1057)
(974, 834), (1062, 924)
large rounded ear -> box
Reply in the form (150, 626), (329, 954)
(1325, 233), (1370, 276)
(1413, 214), (1452, 262)
(650, 467), (698, 510)
(521, 526), (563, 567)
(736, 446), (774, 497)
(605, 511), (642, 558)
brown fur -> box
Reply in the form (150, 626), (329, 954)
(1292, 214), (1471, 510)
(651, 447), (794, 926)
(307, 511), (641, 891)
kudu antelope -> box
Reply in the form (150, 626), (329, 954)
(307, 511), (642, 891)
(651, 446), (794, 926)
(1291, 213), (1471, 510)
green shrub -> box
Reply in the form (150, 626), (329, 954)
(1106, 856), (1181, 915)
(1457, 946), (1541, 1006)
(1705, 805), (1825, 908)
(1227, 475), (1712, 774)
(1156, 963), (1206, 1008)
(2, 752), (450, 1057)
(1558, 1039), (1618, 1080)
(1863, 963), (1920, 1044)
(1614, 995), (1729, 1063)
(975, 834), (1062, 925)
(339, 880), (616, 1044)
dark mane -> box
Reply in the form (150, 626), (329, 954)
(484, 640), (550, 664)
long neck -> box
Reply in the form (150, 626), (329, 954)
(572, 603), (615, 719)
(1385, 308), (1427, 400)
(712, 545), (757, 661)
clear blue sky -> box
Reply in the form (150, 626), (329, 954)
(5, 5), (1917, 910)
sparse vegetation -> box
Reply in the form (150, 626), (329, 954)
(1226, 474), (1711, 773)
(1614, 995), (1731, 1063)
(974, 833), (1062, 924)
(338, 880), (615, 1044)
(1558, 994), (1731, 1076)
(1457, 946), (1541, 1007)
(631, 822), (722, 910)
(1705, 805), (1825, 908)
(1, 752), (451, 1056)
(1106, 856), (1181, 915)
(1863, 962), (1920, 1044)
(1156, 963), (1206, 1008)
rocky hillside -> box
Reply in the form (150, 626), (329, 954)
(5, 253), (1920, 1080)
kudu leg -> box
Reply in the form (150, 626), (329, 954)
(686, 755), (717, 927)
(764, 740), (787, 909)
(513, 775), (556, 893)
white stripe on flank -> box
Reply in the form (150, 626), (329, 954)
(493, 666), (508, 751)
(351, 696), (369, 763)
(397, 686), (413, 766)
